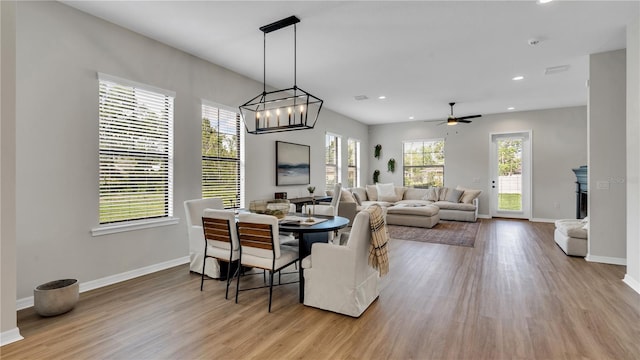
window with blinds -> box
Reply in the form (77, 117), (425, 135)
(202, 103), (241, 208)
(403, 139), (445, 188)
(98, 74), (174, 224)
(325, 133), (341, 189)
(347, 138), (360, 188)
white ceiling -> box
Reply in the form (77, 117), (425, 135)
(61, 1), (639, 125)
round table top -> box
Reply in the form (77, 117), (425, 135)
(278, 215), (350, 233)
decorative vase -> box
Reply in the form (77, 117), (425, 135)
(34, 279), (79, 317)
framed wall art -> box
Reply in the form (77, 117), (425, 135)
(276, 141), (310, 186)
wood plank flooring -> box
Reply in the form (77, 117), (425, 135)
(3, 219), (639, 359)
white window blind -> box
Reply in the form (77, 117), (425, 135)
(325, 133), (341, 189)
(202, 103), (241, 208)
(347, 138), (360, 188)
(98, 75), (174, 224)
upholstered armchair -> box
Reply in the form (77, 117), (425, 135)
(302, 183), (342, 217)
(184, 198), (224, 278)
(301, 210), (380, 317)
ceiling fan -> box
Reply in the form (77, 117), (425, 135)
(427, 102), (482, 125)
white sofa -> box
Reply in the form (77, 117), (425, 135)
(340, 184), (480, 223)
(554, 218), (588, 257)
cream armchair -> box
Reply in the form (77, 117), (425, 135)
(301, 210), (380, 317)
(302, 183), (342, 217)
(184, 198), (224, 278)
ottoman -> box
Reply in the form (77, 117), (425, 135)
(386, 204), (440, 228)
(554, 219), (588, 257)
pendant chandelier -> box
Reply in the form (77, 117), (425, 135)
(239, 16), (323, 134)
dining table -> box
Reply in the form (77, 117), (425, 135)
(278, 214), (350, 302)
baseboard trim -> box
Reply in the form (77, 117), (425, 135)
(16, 256), (189, 311)
(585, 254), (627, 266)
(623, 274), (640, 295)
(477, 214), (491, 219)
(0, 328), (24, 347)
(530, 218), (556, 223)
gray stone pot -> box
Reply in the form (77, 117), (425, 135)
(34, 279), (79, 317)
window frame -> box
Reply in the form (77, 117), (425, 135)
(402, 138), (445, 188)
(201, 100), (243, 209)
(325, 132), (342, 190)
(347, 138), (360, 188)
(92, 73), (178, 236)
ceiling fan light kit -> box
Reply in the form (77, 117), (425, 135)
(239, 16), (323, 134)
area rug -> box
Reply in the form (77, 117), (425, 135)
(387, 220), (480, 247)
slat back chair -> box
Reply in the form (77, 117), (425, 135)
(201, 209), (239, 298)
(236, 213), (299, 312)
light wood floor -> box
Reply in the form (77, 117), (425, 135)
(3, 219), (639, 359)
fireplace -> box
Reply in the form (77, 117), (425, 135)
(572, 165), (587, 219)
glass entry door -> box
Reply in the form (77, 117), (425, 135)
(490, 131), (531, 219)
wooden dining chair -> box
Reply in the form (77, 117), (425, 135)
(201, 209), (239, 299)
(236, 213), (299, 312)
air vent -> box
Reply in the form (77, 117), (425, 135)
(545, 65), (570, 75)
(354, 95), (369, 101)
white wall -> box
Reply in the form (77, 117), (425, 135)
(588, 49), (627, 265)
(1, 0), (22, 345)
(12, 1), (367, 302)
(368, 107), (587, 220)
(625, 17), (640, 292)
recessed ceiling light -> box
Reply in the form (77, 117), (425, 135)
(507, 107), (515, 110)
(538, 0), (553, 4)
(378, 95), (386, 100)
(409, 116), (414, 120)
(512, 76), (524, 81)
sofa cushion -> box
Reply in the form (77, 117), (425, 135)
(434, 201), (476, 211)
(445, 189), (464, 203)
(395, 199), (433, 207)
(456, 186), (482, 204)
(423, 188), (439, 201)
(352, 191), (362, 205)
(438, 187), (449, 201)
(555, 219), (588, 239)
(365, 185), (378, 201)
(403, 187), (429, 201)
(361, 200), (394, 208)
(376, 183), (397, 202)
(340, 189), (356, 203)
(352, 187), (367, 202)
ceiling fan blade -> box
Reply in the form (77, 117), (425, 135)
(458, 119), (472, 123)
(456, 114), (482, 120)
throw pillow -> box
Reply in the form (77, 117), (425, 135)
(365, 184), (378, 201)
(352, 192), (362, 205)
(394, 186), (407, 201)
(422, 188), (439, 201)
(340, 189), (356, 203)
(445, 189), (464, 203)
(438, 187), (449, 201)
(326, 190), (334, 197)
(456, 186), (482, 204)
(376, 183), (397, 202)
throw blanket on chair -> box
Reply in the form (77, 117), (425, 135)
(365, 204), (389, 277)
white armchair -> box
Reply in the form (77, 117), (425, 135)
(302, 183), (342, 217)
(301, 210), (380, 317)
(184, 198), (224, 278)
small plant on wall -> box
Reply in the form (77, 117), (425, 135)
(387, 158), (396, 173)
(373, 169), (380, 183)
(374, 144), (382, 159)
